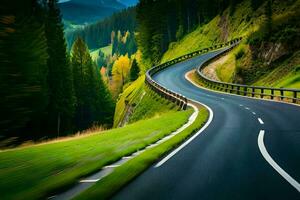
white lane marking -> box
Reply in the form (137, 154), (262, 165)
(258, 118), (264, 124)
(252, 112), (256, 115)
(258, 130), (300, 192)
(79, 179), (100, 183)
(239, 104), (243, 107)
(103, 165), (120, 169)
(245, 107), (250, 110)
(221, 97), (225, 100)
(122, 156), (133, 159)
(155, 100), (214, 168)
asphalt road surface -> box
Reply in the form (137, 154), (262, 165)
(113, 49), (300, 200)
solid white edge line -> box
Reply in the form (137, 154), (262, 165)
(155, 101), (213, 167)
(155, 75), (215, 168)
(258, 130), (300, 192)
(258, 118), (264, 124)
(79, 179), (100, 183)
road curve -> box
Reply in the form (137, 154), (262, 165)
(113, 49), (300, 200)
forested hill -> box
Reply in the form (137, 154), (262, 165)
(65, 7), (136, 49)
(59, 0), (125, 24)
(136, 0), (269, 65)
(139, 0), (299, 88)
(0, 0), (115, 142)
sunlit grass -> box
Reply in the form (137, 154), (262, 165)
(75, 105), (209, 200)
(0, 109), (192, 200)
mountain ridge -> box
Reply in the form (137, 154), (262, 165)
(59, 0), (126, 24)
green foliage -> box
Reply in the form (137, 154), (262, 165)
(45, 0), (76, 136)
(111, 30), (137, 56)
(0, 110), (191, 200)
(265, 0), (273, 37)
(235, 47), (245, 60)
(137, 0), (252, 65)
(113, 76), (145, 127)
(0, 0), (48, 138)
(176, 25), (184, 41)
(65, 7), (137, 50)
(75, 106), (208, 200)
(129, 88), (179, 123)
(96, 49), (106, 67)
(129, 58), (140, 81)
(71, 37), (115, 130)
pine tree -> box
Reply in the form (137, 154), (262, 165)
(97, 49), (106, 67)
(0, 0), (49, 138)
(45, 0), (75, 136)
(265, 0), (273, 38)
(71, 37), (114, 130)
(130, 58), (140, 81)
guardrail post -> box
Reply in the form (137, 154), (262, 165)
(237, 86), (240, 95)
(243, 87), (247, 96)
(252, 88), (255, 97)
(293, 91), (297, 103)
(280, 90), (284, 100)
(271, 89), (274, 99)
(260, 89), (264, 98)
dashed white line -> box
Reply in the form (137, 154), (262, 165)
(239, 104), (243, 107)
(258, 130), (300, 192)
(258, 118), (264, 124)
(245, 107), (250, 110)
(154, 100), (214, 168)
(252, 112), (256, 115)
(221, 97), (225, 100)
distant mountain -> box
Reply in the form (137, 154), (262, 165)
(117, 0), (138, 7)
(59, 0), (126, 24)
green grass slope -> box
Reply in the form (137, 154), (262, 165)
(161, 0), (264, 63)
(75, 105), (209, 200)
(164, 0), (300, 89)
(90, 45), (112, 62)
(113, 75), (179, 127)
(0, 109), (192, 200)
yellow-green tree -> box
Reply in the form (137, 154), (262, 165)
(111, 55), (131, 95)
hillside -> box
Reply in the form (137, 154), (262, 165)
(59, 0), (125, 24)
(65, 7), (136, 49)
(161, 0), (300, 88)
(0, 109), (192, 199)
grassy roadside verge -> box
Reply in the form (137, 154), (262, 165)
(0, 110), (192, 200)
(75, 104), (209, 200)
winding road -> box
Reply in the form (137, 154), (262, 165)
(113, 49), (300, 199)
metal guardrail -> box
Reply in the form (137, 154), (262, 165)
(145, 37), (243, 110)
(196, 41), (300, 104)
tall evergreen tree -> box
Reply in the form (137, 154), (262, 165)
(130, 58), (140, 81)
(45, 0), (75, 136)
(0, 0), (49, 138)
(71, 37), (114, 130)
(265, 0), (273, 37)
